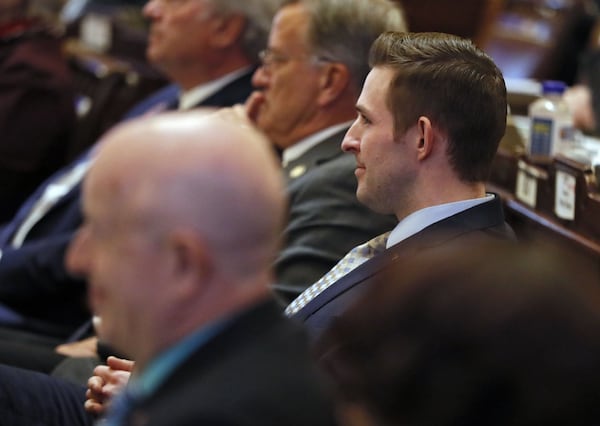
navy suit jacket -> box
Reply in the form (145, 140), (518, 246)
(126, 301), (334, 426)
(273, 130), (397, 304)
(294, 195), (516, 340)
(0, 70), (254, 337)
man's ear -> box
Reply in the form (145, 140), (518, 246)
(317, 63), (351, 106)
(210, 14), (246, 49)
(416, 116), (435, 161)
(166, 230), (214, 297)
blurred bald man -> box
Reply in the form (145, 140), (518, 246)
(61, 111), (331, 425)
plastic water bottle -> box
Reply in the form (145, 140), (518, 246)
(528, 80), (575, 158)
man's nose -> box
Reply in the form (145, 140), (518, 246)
(341, 120), (360, 153)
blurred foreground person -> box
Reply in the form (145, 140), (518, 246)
(317, 240), (600, 426)
(64, 110), (332, 425)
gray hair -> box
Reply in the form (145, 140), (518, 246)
(211, 0), (285, 62)
(291, 0), (407, 91)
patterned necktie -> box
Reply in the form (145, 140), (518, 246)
(285, 231), (391, 316)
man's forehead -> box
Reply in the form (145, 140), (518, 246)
(272, 4), (309, 36)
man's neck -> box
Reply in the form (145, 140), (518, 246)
(396, 181), (487, 222)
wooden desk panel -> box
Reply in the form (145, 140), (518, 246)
(487, 150), (600, 274)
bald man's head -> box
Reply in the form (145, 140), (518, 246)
(90, 110), (285, 276)
(68, 111), (286, 364)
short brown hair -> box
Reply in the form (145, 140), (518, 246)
(369, 31), (507, 183)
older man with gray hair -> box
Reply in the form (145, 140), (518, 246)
(248, 0), (407, 301)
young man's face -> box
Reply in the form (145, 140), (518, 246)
(342, 66), (419, 217)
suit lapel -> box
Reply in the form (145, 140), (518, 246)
(197, 68), (255, 108)
(295, 196), (508, 321)
(284, 129), (348, 183)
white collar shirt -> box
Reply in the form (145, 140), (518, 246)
(281, 121), (354, 167)
(178, 66), (252, 110)
(386, 194), (495, 248)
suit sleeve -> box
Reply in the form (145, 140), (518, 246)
(0, 234), (89, 334)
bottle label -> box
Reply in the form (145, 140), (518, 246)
(529, 116), (575, 156)
(529, 117), (553, 156)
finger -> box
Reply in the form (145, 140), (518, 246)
(93, 364), (110, 377)
(102, 371), (131, 397)
(85, 389), (108, 404)
(84, 399), (105, 415)
(107, 356), (135, 372)
(87, 376), (104, 393)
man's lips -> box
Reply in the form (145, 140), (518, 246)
(147, 29), (161, 44)
(354, 160), (365, 176)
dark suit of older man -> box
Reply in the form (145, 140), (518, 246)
(274, 129), (397, 303)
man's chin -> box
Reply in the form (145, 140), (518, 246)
(357, 190), (388, 214)
(356, 188), (369, 207)
(146, 50), (165, 69)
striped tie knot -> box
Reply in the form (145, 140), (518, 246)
(285, 231), (391, 316)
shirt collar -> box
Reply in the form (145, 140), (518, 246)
(281, 121), (353, 167)
(386, 194), (495, 248)
(178, 67), (252, 111)
(128, 316), (232, 400)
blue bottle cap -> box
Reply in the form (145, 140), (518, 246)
(541, 80), (567, 95)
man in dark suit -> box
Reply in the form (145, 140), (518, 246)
(247, 0), (406, 302)
(0, 0), (279, 345)
(286, 31), (516, 339)
(68, 110), (332, 426)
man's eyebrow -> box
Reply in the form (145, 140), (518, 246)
(354, 104), (373, 121)
(355, 104), (370, 117)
